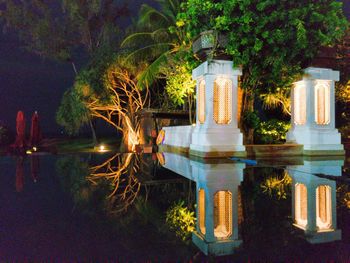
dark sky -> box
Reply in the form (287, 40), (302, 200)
(0, 0), (144, 136)
(0, 1), (349, 136)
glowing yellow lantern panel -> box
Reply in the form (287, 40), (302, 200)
(214, 191), (232, 238)
(316, 185), (332, 230)
(315, 81), (330, 125)
(295, 183), (307, 228)
(213, 78), (232, 124)
(198, 189), (206, 235)
(198, 80), (206, 124)
(294, 82), (306, 125)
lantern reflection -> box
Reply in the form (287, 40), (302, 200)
(214, 190), (232, 238)
(316, 185), (332, 230)
(161, 152), (244, 256)
(289, 159), (342, 243)
(295, 183), (307, 228)
(198, 188), (206, 235)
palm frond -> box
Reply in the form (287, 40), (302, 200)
(123, 42), (173, 63)
(138, 51), (171, 89)
(260, 92), (291, 116)
(121, 28), (171, 48)
(137, 4), (171, 28)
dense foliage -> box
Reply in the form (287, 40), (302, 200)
(178, 0), (348, 141)
(0, 0), (126, 72)
(165, 200), (196, 242)
(254, 119), (291, 144)
(121, 0), (197, 109)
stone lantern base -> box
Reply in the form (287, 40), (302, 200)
(192, 232), (242, 256)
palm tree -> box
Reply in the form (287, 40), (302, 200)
(121, 0), (191, 89)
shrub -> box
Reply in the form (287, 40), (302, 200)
(165, 200), (196, 242)
(254, 119), (290, 144)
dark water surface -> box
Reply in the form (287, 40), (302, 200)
(0, 152), (349, 261)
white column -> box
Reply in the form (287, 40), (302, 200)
(190, 60), (246, 158)
(286, 67), (344, 155)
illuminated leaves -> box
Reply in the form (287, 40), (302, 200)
(165, 200), (196, 242)
(178, 0), (348, 94)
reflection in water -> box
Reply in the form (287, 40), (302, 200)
(31, 155), (39, 182)
(88, 153), (141, 214)
(260, 171), (291, 200)
(15, 155), (41, 192)
(288, 159), (342, 244)
(161, 152), (244, 256)
(161, 152), (348, 258)
(15, 157), (24, 192)
(295, 183), (307, 228)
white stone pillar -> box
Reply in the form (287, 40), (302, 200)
(287, 67), (344, 155)
(190, 60), (246, 158)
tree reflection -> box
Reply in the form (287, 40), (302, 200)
(88, 153), (142, 214)
(260, 170), (292, 200)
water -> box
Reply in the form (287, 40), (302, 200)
(0, 152), (349, 261)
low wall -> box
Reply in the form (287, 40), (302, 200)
(162, 125), (194, 149)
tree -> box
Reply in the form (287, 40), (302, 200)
(121, 0), (197, 112)
(178, 0), (348, 142)
(1, 0), (128, 144)
(58, 56), (150, 151)
(0, 0), (127, 73)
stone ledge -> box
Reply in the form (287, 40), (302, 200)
(303, 149), (345, 156)
(246, 144), (303, 158)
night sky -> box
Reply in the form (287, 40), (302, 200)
(0, 1), (349, 136)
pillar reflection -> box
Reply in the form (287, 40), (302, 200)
(288, 159), (343, 243)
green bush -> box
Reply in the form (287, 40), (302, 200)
(165, 200), (196, 243)
(242, 110), (260, 130)
(254, 119), (290, 144)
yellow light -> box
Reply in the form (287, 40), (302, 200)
(214, 190), (232, 238)
(294, 82), (306, 125)
(192, 123), (196, 127)
(213, 77), (232, 124)
(97, 144), (107, 153)
(199, 189), (206, 235)
(295, 183), (307, 228)
(198, 79), (206, 124)
(26, 150), (32, 155)
(315, 80), (330, 125)
(316, 185), (332, 230)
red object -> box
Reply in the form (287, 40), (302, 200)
(151, 129), (157, 138)
(14, 111), (26, 149)
(15, 157), (24, 192)
(30, 111), (42, 146)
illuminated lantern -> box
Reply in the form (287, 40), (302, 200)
(213, 78), (232, 124)
(198, 80), (206, 124)
(289, 159), (342, 243)
(287, 67), (344, 155)
(190, 60), (246, 158)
